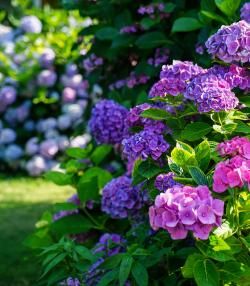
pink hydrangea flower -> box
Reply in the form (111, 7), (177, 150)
(149, 185), (224, 240)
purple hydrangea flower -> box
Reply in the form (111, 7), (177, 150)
(149, 60), (205, 97)
(0, 86), (16, 105)
(0, 128), (16, 144)
(57, 114), (72, 130)
(83, 54), (103, 73)
(101, 176), (144, 219)
(185, 73), (239, 112)
(37, 70), (57, 87)
(39, 48), (55, 68)
(241, 3), (250, 23)
(147, 48), (169, 67)
(120, 25), (138, 34)
(25, 137), (39, 155)
(126, 103), (169, 134)
(64, 278), (80, 286)
(39, 139), (59, 159)
(89, 100), (128, 145)
(20, 16), (42, 34)
(149, 185), (224, 240)
(122, 130), (169, 161)
(154, 172), (181, 191)
(208, 64), (250, 90)
(4, 144), (23, 161)
(26, 155), (48, 176)
(205, 20), (250, 63)
(62, 87), (77, 103)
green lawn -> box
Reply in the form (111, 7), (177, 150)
(0, 176), (74, 286)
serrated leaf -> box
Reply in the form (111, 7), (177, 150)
(195, 140), (210, 171)
(141, 108), (170, 120)
(188, 166), (209, 186)
(194, 259), (219, 286)
(181, 122), (212, 141)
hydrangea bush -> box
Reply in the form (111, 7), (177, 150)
(23, 0), (250, 285)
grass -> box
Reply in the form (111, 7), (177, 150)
(0, 176), (74, 286)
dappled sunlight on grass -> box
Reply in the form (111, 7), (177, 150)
(0, 176), (74, 286)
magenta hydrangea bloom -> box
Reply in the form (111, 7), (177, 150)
(241, 3), (250, 23)
(122, 130), (170, 161)
(154, 172), (181, 191)
(149, 60), (205, 97)
(217, 136), (250, 158)
(101, 176), (144, 219)
(213, 155), (250, 193)
(89, 100), (128, 145)
(126, 103), (170, 134)
(205, 20), (250, 63)
(208, 64), (250, 90)
(149, 185), (224, 240)
(185, 73), (239, 112)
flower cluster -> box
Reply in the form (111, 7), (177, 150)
(147, 48), (169, 67)
(20, 15), (42, 34)
(89, 99), (128, 145)
(205, 20), (250, 63)
(101, 176), (144, 219)
(149, 185), (224, 240)
(109, 72), (149, 91)
(84, 233), (126, 286)
(83, 54), (104, 73)
(213, 137), (250, 193)
(126, 103), (168, 134)
(154, 172), (181, 191)
(149, 60), (205, 97)
(185, 73), (239, 112)
(138, 3), (169, 19)
(217, 136), (250, 158)
(122, 130), (170, 161)
(240, 3), (250, 23)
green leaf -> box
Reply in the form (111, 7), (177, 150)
(101, 254), (124, 270)
(188, 166), (209, 186)
(141, 108), (170, 120)
(181, 122), (212, 141)
(41, 253), (67, 278)
(193, 259), (219, 286)
(138, 160), (162, 179)
(235, 121), (250, 134)
(176, 141), (195, 154)
(111, 34), (135, 49)
(172, 17), (203, 32)
(215, 0), (241, 17)
(171, 148), (198, 171)
(132, 159), (145, 185)
(200, 10), (227, 24)
(66, 146), (92, 159)
(77, 178), (99, 202)
(135, 32), (170, 49)
(91, 144), (112, 165)
(44, 171), (72, 186)
(132, 261), (148, 286)
(220, 261), (249, 283)
(181, 254), (204, 278)
(50, 214), (93, 236)
(75, 245), (96, 261)
(53, 202), (78, 213)
(119, 255), (133, 286)
(97, 269), (119, 286)
(195, 140), (210, 171)
(140, 17), (159, 29)
(96, 27), (119, 40)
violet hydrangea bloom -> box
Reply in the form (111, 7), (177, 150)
(185, 73), (239, 112)
(149, 60), (205, 97)
(148, 48), (169, 67)
(154, 172), (181, 191)
(122, 130), (169, 161)
(89, 99), (128, 145)
(40, 139), (59, 159)
(205, 20), (250, 63)
(241, 3), (250, 23)
(37, 70), (57, 87)
(26, 155), (48, 176)
(39, 48), (55, 68)
(0, 86), (16, 105)
(126, 103), (169, 134)
(20, 15), (42, 34)
(149, 185), (224, 240)
(120, 25), (138, 34)
(217, 136), (250, 158)
(213, 155), (250, 193)
(101, 176), (144, 219)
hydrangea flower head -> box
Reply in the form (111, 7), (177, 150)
(149, 60), (205, 97)
(89, 100), (128, 145)
(217, 136), (250, 158)
(154, 172), (181, 191)
(241, 3), (250, 23)
(37, 70), (57, 87)
(122, 130), (169, 161)
(101, 176), (144, 219)
(205, 20), (250, 63)
(149, 185), (224, 240)
(213, 155), (250, 193)
(185, 73), (239, 112)
(20, 15), (42, 33)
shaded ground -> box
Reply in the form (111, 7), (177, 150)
(0, 176), (74, 286)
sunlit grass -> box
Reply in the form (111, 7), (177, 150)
(0, 176), (74, 286)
